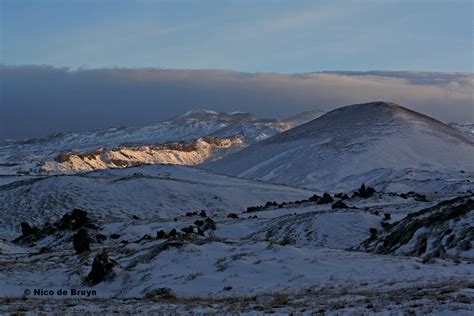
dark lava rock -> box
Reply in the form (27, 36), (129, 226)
(57, 214), (73, 230)
(357, 197), (474, 259)
(414, 193), (428, 202)
(96, 234), (107, 243)
(181, 226), (203, 236)
(87, 251), (114, 285)
(20, 222), (37, 237)
(132, 215), (139, 220)
(73, 229), (90, 254)
(110, 233), (121, 240)
(331, 200), (348, 209)
(202, 217), (216, 231)
(168, 229), (177, 237)
(156, 230), (167, 239)
(318, 193), (334, 204)
(199, 210), (207, 218)
(341, 194), (350, 200)
(369, 228), (378, 238)
(194, 220), (204, 226)
(228, 213), (239, 219)
(71, 208), (89, 230)
(353, 183), (376, 199)
(57, 209), (90, 230)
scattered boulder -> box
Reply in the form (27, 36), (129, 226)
(331, 200), (348, 209)
(353, 183), (376, 199)
(132, 215), (139, 220)
(181, 226), (194, 234)
(202, 217), (216, 231)
(318, 193), (334, 204)
(156, 230), (167, 239)
(73, 229), (90, 254)
(168, 229), (177, 237)
(87, 251), (115, 285)
(20, 222), (38, 237)
(414, 193), (428, 202)
(57, 208), (91, 230)
(199, 210), (207, 218)
(110, 233), (121, 240)
(57, 214), (73, 230)
(96, 234), (107, 243)
(181, 226), (204, 236)
(70, 208), (88, 229)
(369, 228), (378, 238)
(194, 220), (204, 226)
(228, 213), (239, 219)
(384, 213), (391, 220)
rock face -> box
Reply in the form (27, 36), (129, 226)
(357, 195), (474, 259)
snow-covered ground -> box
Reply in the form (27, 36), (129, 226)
(1, 102), (473, 314)
(207, 102), (474, 192)
(0, 164), (473, 314)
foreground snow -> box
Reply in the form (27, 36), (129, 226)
(0, 164), (472, 314)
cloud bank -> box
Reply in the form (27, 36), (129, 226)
(1, 66), (472, 139)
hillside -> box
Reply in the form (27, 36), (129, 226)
(206, 102), (474, 192)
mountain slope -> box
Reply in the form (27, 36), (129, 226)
(206, 102), (474, 191)
(0, 110), (294, 175)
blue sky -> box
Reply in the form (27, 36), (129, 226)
(1, 0), (472, 73)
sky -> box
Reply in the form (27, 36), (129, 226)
(1, 67), (472, 139)
(1, 0), (473, 73)
(0, 1), (473, 139)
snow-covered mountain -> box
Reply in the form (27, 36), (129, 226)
(206, 102), (474, 192)
(0, 109), (306, 175)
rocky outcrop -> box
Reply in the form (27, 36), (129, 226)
(42, 136), (244, 173)
(357, 195), (473, 260)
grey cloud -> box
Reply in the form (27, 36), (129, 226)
(0, 66), (472, 140)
